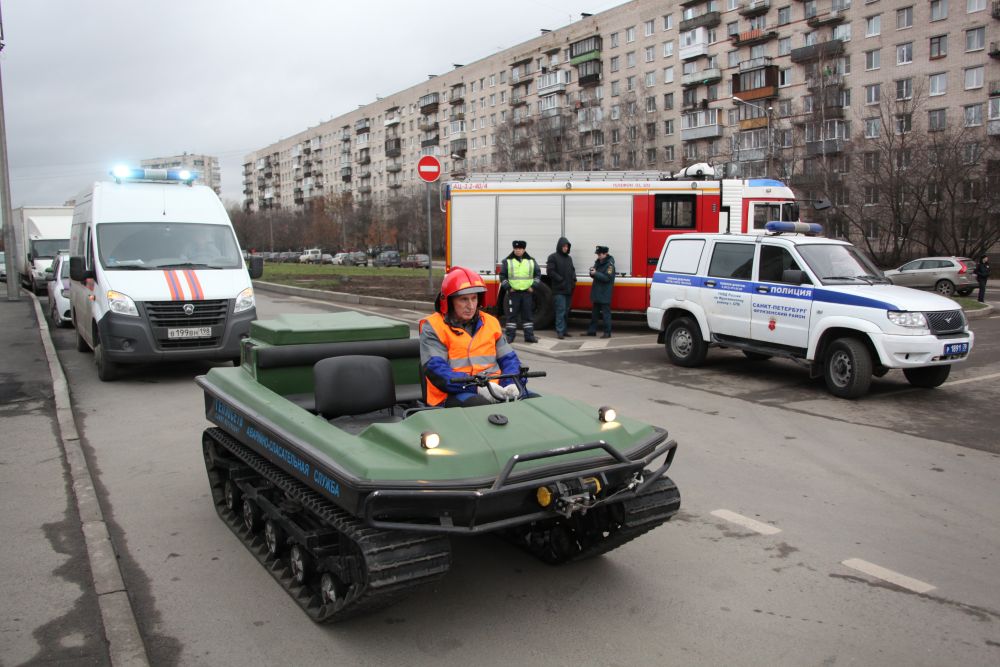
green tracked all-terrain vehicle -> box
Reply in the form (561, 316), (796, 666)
(198, 312), (681, 622)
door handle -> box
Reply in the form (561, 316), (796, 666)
(705, 280), (716, 287)
(757, 285), (770, 293)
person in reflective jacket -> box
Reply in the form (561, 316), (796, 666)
(419, 267), (526, 407)
(499, 240), (541, 343)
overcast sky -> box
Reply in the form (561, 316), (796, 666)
(1, 0), (624, 209)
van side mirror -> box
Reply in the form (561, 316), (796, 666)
(813, 198), (832, 211)
(69, 256), (93, 282)
(782, 269), (807, 285)
(247, 255), (264, 280)
(45, 267), (55, 281)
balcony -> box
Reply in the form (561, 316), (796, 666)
(450, 85), (465, 103)
(679, 11), (721, 32)
(807, 73), (844, 90)
(358, 150), (371, 165)
(513, 113), (534, 126)
(806, 138), (846, 155)
(358, 185), (372, 195)
(990, 42), (1000, 59)
(569, 35), (602, 65)
(450, 138), (468, 156)
(680, 40), (709, 61)
(681, 121), (723, 141)
(355, 118), (371, 133)
(679, 0), (707, 6)
(739, 116), (771, 131)
(733, 65), (779, 100)
(421, 134), (440, 147)
(384, 138), (402, 157)
(731, 28), (778, 46)
(807, 8), (847, 28)
(358, 167), (372, 179)
(449, 111), (465, 122)
(419, 92), (440, 114)
(537, 70), (570, 95)
(419, 118), (438, 132)
(386, 161), (402, 173)
(340, 128), (351, 140)
(738, 0), (770, 17)
(388, 180), (403, 190)
(992, 0), (999, 18)
(682, 67), (722, 87)
(789, 172), (829, 188)
(384, 114), (401, 127)
(790, 39), (844, 63)
(577, 59), (602, 86)
(988, 119), (1000, 136)
(510, 95), (527, 107)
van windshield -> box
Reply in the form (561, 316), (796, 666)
(797, 244), (889, 285)
(97, 223), (242, 270)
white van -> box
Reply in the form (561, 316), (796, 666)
(69, 167), (264, 381)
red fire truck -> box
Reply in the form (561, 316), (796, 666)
(443, 165), (802, 326)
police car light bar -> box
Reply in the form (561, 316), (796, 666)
(110, 165), (198, 185)
(764, 221), (823, 235)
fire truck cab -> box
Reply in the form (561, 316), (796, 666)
(444, 165), (801, 326)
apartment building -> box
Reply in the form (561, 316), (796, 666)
(242, 0), (1000, 213)
(141, 153), (222, 195)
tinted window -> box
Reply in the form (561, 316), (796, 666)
(757, 245), (805, 283)
(654, 194), (697, 229)
(708, 242), (754, 279)
(899, 260), (922, 271)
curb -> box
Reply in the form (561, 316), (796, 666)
(962, 303), (993, 320)
(28, 293), (150, 667)
(253, 280), (433, 311)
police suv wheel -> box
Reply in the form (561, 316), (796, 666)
(903, 365), (951, 388)
(665, 317), (706, 367)
(823, 338), (872, 399)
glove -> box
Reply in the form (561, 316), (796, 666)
(501, 280), (510, 290)
(502, 384), (521, 401)
(477, 384), (499, 403)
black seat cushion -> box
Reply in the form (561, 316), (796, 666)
(314, 355), (397, 419)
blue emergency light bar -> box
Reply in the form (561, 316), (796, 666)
(765, 221), (823, 235)
(110, 165), (198, 184)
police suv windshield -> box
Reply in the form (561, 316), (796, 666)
(797, 244), (889, 285)
(97, 223), (242, 270)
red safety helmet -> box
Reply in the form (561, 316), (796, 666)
(436, 266), (486, 314)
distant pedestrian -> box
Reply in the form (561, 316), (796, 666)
(974, 255), (991, 303)
(586, 245), (615, 338)
(499, 240), (541, 343)
(546, 237), (577, 339)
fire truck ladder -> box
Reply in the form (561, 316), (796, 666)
(463, 171), (675, 182)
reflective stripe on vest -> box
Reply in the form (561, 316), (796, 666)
(419, 312), (504, 406)
(506, 258), (535, 291)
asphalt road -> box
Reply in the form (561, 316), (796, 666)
(47, 291), (1000, 666)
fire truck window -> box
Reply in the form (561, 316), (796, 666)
(758, 245), (804, 283)
(753, 203), (782, 230)
(654, 194), (697, 229)
(708, 242), (754, 280)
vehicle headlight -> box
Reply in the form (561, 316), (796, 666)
(234, 287), (255, 314)
(598, 406), (617, 422)
(420, 431), (440, 450)
(107, 290), (139, 317)
(887, 311), (927, 328)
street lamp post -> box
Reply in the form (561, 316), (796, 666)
(733, 95), (774, 177)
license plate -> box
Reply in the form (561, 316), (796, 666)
(167, 327), (212, 339)
(944, 342), (968, 355)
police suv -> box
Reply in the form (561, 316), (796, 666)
(647, 222), (974, 398)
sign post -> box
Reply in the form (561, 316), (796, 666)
(417, 155), (442, 294)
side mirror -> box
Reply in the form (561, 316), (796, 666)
(813, 198), (832, 211)
(247, 255), (264, 280)
(45, 266), (55, 281)
(782, 269), (807, 285)
(69, 256), (93, 282)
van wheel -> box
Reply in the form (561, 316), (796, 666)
(903, 365), (951, 388)
(531, 283), (554, 329)
(823, 338), (872, 399)
(934, 280), (955, 296)
(76, 329), (90, 353)
(94, 338), (119, 382)
(665, 317), (707, 367)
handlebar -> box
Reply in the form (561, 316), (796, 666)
(452, 369), (547, 386)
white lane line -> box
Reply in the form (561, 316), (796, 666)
(710, 509), (782, 535)
(945, 370), (1000, 387)
(841, 558), (936, 594)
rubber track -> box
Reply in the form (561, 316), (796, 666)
(203, 427), (452, 622)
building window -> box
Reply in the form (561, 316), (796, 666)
(645, 71), (657, 87)
(664, 145), (675, 161)
(964, 103), (983, 126)
(611, 32), (619, 48)
(896, 42), (912, 65)
(929, 72), (947, 96)
(646, 148), (657, 164)
(646, 96), (657, 112)
(663, 14), (674, 30)
(865, 83), (881, 105)
(964, 66), (984, 90)
(664, 92), (674, 109)
(663, 41), (674, 57)
(779, 68), (792, 87)
(664, 66), (675, 83)
(929, 35), (947, 59)
(610, 56), (620, 72)
(645, 19), (655, 36)
(865, 15), (881, 37)
(626, 26), (636, 43)
(865, 49), (880, 70)
(930, 0), (948, 20)
(664, 119), (675, 135)
(865, 117), (881, 138)
(895, 113), (912, 134)
(778, 37), (791, 56)
(833, 23), (851, 42)
(627, 51), (636, 68)
(626, 75), (636, 91)
(990, 97), (1000, 121)
(778, 6), (791, 24)
(896, 6), (913, 28)
(645, 46), (656, 62)
(965, 27), (985, 52)
(928, 109), (947, 131)
(967, 0), (985, 11)
(611, 80), (621, 96)
(896, 78), (913, 100)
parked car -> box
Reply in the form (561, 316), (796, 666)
(373, 250), (401, 267)
(330, 252), (349, 265)
(884, 256), (976, 297)
(279, 251), (298, 262)
(300, 248), (322, 263)
(0, 250), (6, 281)
(321, 253), (335, 264)
(401, 253), (430, 268)
(344, 251), (369, 266)
(46, 252), (72, 327)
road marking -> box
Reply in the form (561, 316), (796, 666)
(945, 371), (1000, 387)
(710, 509), (782, 535)
(841, 558), (936, 594)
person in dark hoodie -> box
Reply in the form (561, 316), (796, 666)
(499, 240), (541, 343)
(586, 245), (615, 338)
(546, 237), (577, 339)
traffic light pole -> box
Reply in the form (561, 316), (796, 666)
(0, 4), (20, 302)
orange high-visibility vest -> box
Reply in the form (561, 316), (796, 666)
(419, 311), (504, 406)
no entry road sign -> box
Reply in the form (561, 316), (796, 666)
(417, 155), (442, 183)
